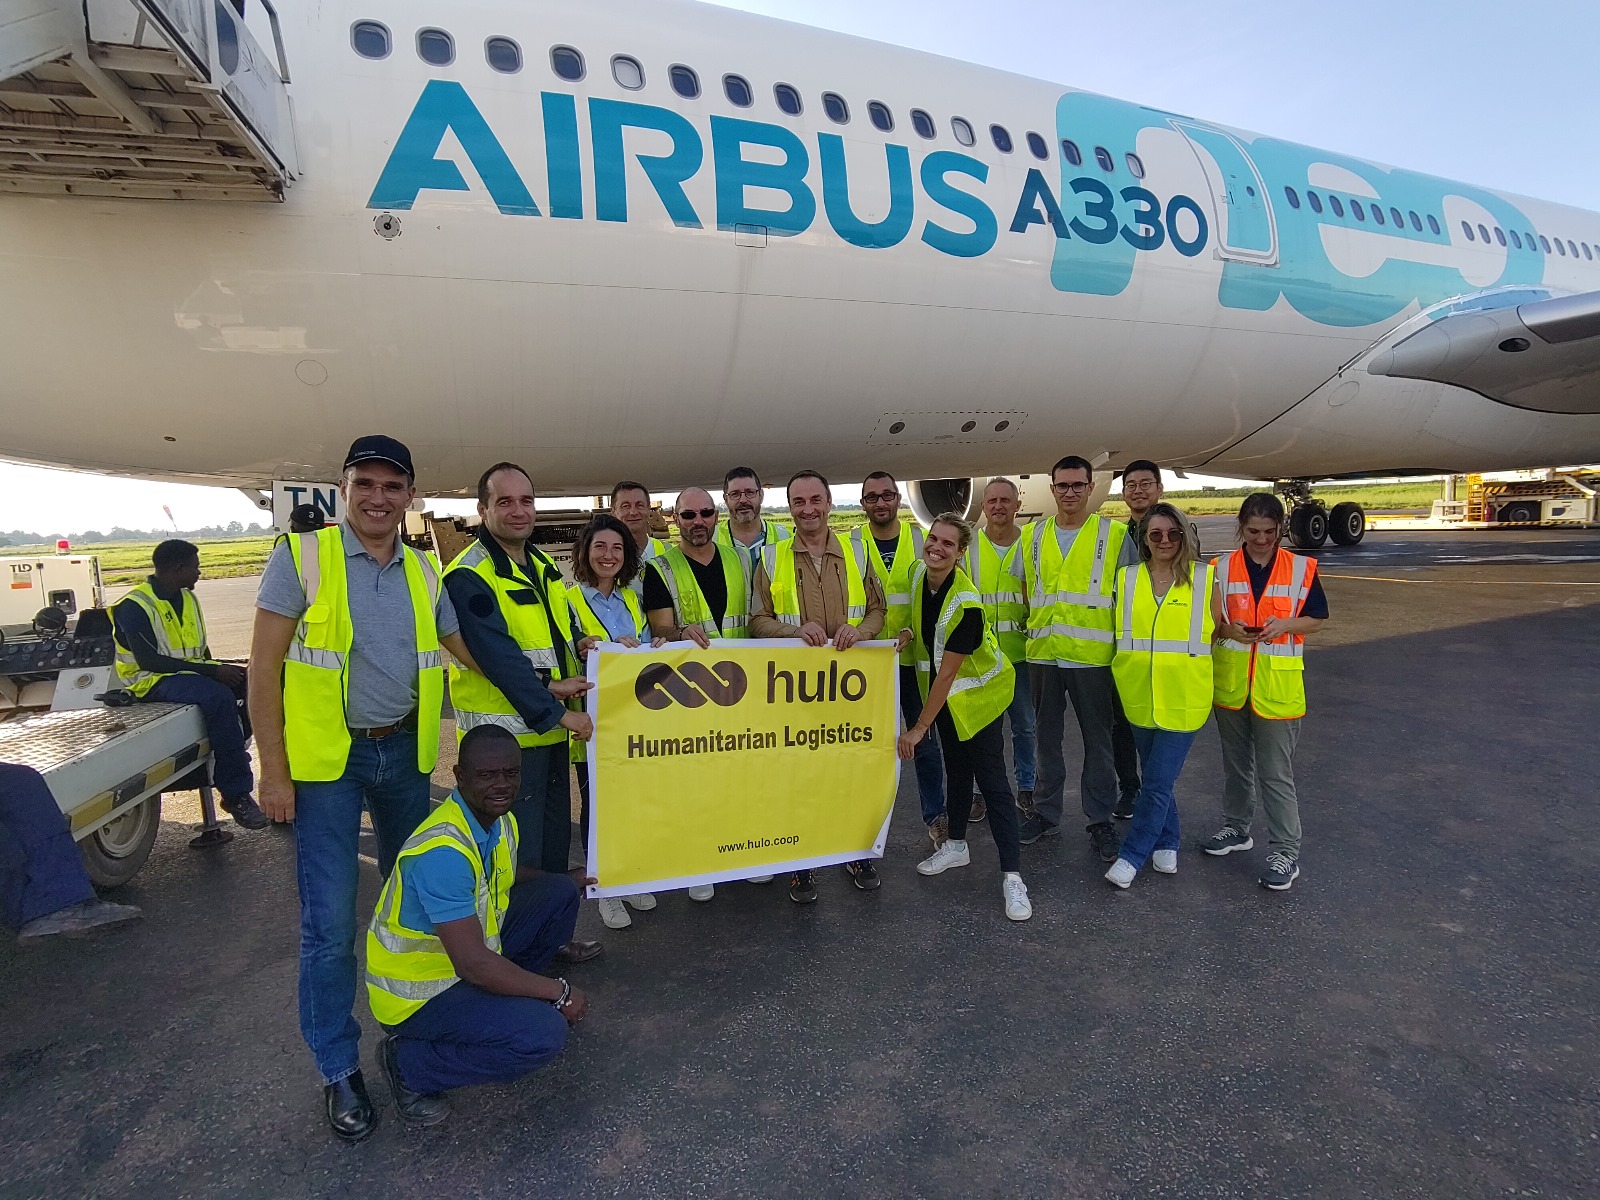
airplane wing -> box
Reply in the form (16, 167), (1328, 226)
(1366, 290), (1600, 415)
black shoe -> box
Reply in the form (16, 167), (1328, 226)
(1088, 822), (1122, 863)
(1018, 813), (1059, 846)
(379, 1035), (450, 1127)
(554, 938), (604, 964)
(969, 791), (988, 823)
(221, 793), (271, 830)
(1112, 793), (1137, 821)
(324, 1070), (379, 1143)
(845, 860), (881, 891)
(1016, 789), (1036, 818)
(790, 871), (818, 904)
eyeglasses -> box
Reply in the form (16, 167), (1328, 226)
(725, 488), (760, 501)
(1123, 480), (1157, 491)
(1052, 481), (1090, 494)
(1146, 528), (1183, 544)
(348, 479), (410, 497)
(679, 508), (718, 520)
(861, 490), (898, 504)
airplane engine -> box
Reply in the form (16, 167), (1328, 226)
(905, 478), (980, 526)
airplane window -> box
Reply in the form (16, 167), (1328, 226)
(1390, 207), (1405, 228)
(669, 65), (700, 99)
(1555, 238), (1567, 256)
(1028, 132), (1049, 160)
(1060, 139), (1082, 166)
(1409, 211), (1422, 231)
(1329, 195), (1344, 217)
(1284, 186), (1300, 209)
(1539, 235), (1551, 252)
(1372, 205), (1384, 225)
(1094, 146), (1114, 172)
(823, 92), (849, 123)
(416, 28), (454, 67)
(1494, 227), (1506, 247)
(1585, 243), (1594, 261)
(1427, 214), (1441, 235)
(991, 125), (1013, 153)
(952, 117), (975, 147)
(774, 83), (802, 115)
(1350, 199), (1366, 221)
(1568, 239), (1579, 257)
(1477, 223), (1490, 244)
(351, 21), (391, 59)
(1125, 152), (1145, 178)
(911, 109), (936, 139)
(868, 101), (893, 132)
(1462, 221), (1474, 241)
(485, 37), (521, 74)
(1509, 230), (1523, 249)
(1307, 190), (1323, 213)
(724, 74), (753, 107)
(612, 55), (644, 90)
(551, 45), (585, 81)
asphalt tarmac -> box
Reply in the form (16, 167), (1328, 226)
(5, 520), (1598, 1199)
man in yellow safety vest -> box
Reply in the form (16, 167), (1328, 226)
(643, 486), (751, 647)
(717, 465), (793, 586)
(610, 480), (668, 600)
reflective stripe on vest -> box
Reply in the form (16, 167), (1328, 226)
(762, 535), (869, 629)
(445, 540), (574, 748)
(283, 527), (443, 781)
(112, 583), (210, 697)
(1111, 561), (1216, 733)
(908, 562), (1014, 741)
(567, 581), (646, 643)
(1022, 514), (1128, 667)
(964, 528), (1028, 663)
(852, 522), (923, 662)
(1213, 549), (1313, 718)
(653, 544), (750, 639)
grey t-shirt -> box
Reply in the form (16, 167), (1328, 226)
(1015, 519), (1140, 669)
(257, 523), (459, 727)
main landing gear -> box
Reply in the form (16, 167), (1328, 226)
(1277, 480), (1366, 549)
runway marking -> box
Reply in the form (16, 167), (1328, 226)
(1320, 573), (1600, 587)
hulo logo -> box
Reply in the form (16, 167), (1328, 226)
(635, 661), (748, 710)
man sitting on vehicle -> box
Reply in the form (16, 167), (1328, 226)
(111, 540), (267, 829)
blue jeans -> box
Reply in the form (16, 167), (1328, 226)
(387, 873), (577, 1094)
(0, 763), (94, 928)
(145, 673), (254, 799)
(293, 728), (431, 1084)
(901, 665), (945, 824)
(1005, 662), (1037, 792)
(1118, 725), (1199, 869)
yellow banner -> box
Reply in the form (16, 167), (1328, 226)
(584, 640), (900, 896)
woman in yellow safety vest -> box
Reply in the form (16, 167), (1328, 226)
(1199, 493), (1328, 892)
(1104, 502), (1224, 890)
(895, 514), (1032, 922)
(568, 514), (666, 930)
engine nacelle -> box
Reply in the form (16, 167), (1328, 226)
(906, 473), (1112, 527)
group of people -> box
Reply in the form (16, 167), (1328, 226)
(4, 433), (1326, 1142)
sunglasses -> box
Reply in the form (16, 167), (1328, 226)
(679, 508), (718, 520)
(1146, 528), (1183, 544)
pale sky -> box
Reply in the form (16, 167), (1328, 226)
(2, 0), (1592, 536)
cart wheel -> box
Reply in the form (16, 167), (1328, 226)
(80, 796), (161, 889)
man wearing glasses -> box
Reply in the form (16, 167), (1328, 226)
(717, 466), (792, 577)
(1017, 455), (1142, 863)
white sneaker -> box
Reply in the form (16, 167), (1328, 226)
(746, 875), (774, 884)
(1152, 850), (1178, 874)
(624, 893), (657, 911)
(917, 839), (971, 876)
(1105, 858), (1137, 889)
(597, 896), (633, 929)
(1002, 873), (1032, 921)
(687, 884), (715, 902)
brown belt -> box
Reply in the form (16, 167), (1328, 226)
(348, 712), (418, 739)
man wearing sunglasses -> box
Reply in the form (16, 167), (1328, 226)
(1017, 455), (1142, 864)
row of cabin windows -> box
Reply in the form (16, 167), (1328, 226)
(1283, 185), (1596, 261)
(349, 23), (1145, 175)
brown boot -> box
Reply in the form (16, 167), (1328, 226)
(969, 791), (988, 823)
(927, 813), (949, 849)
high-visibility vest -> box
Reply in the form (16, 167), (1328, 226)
(650, 544), (749, 639)
(365, 794), (519, 1026)
(445, 537), (574, 748)
(567, 581), (647, 643)
(1022, 513), (1129, 668)
(760, 534), (868, 631)
(850, 522), (924, 664)
(1213, 548), (1316, 719)
(964, 526), (1029, 665)
(283, 527), (443, 781)
(908, 563), (1015, 741)
(112, 581), (213, 697)
(626, 536), (669, 602)
(716, 518), (792, 587)
(1112, 562), (1216, 733)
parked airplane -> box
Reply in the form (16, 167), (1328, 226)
(2, 0), (1598, 545)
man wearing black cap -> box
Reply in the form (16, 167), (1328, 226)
(249, 434), (482, 1143)
(288, 503), (326, 535)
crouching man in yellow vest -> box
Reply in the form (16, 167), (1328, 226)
(249, 434), (482, 1143)
(366, 724), (591, 1127)
(1103, 503), (1223, 890)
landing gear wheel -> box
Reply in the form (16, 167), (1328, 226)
(1288, 505), (1328, 549)
(79, 796), (160, 889)
(1328, 502), (1366, 545)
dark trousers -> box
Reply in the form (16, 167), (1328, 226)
(145, 672), (255, 799)
(513, 744), (572, 872)
(0, 763), (94, 929)
(575, 760), (592, 851)
(936, 712), (1022, 873)
(1031, 663), (1120, 830)
(387, 873), (579, 1094)
(901, 665), (946, 824)
(1110, 689), (1142, 803)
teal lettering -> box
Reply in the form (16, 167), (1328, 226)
(367, 81), (539, 216)
(589, 98), (703, 227)
(541, 92), (583, 219)
(1009, 168), (1069, 237)
(919, 151), (997, 259)
(818, 134), (914, 249)
(710, 116), (815, 236)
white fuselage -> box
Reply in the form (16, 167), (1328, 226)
(3, 0), (1599, 495)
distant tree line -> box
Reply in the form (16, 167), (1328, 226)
(0, 521), (271, 547)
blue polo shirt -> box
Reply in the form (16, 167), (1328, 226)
(395, 795), (504, 933)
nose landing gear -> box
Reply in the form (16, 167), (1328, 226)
(1277, 480), (1366, 548)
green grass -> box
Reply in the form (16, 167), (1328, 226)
(7, 537), (279, 588)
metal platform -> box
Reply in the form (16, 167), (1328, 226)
(0, 0), (297, 201)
